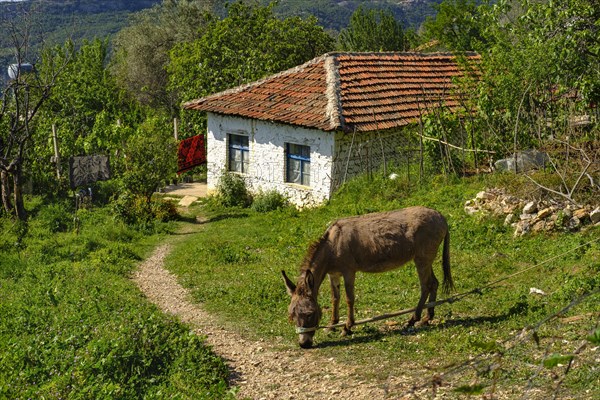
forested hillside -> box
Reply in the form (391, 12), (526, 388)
(0, 0), (162, 78)
(0, 0), (441, 80)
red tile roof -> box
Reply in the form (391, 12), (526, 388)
(183, 52), (480, 133)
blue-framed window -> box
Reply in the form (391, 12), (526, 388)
(228, 134), (249, 173)
(286, 143), (310, 186)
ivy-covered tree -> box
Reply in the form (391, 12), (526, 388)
(338, 6), (408, 52)
(111, 0), (215, 112)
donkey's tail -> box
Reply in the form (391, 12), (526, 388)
(442, 230), (454, 294)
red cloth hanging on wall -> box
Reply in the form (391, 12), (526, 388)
(177, 134), (206, 174)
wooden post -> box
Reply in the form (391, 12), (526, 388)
(173, 118), (179, 140)
(52, 124), (61, 179)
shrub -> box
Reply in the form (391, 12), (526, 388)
(251, 189), (289, 212)
(216, 172), (252, 208)
(111, 192), (178, 227)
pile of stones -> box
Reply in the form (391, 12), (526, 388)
(464, 188), (600, 236)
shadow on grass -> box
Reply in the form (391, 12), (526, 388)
(314, 313), (512, 349)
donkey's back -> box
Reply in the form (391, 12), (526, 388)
(325, 206), (449, 274)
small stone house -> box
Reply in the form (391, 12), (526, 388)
(184, 52), (480, 207)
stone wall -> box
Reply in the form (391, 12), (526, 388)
(206, 113), (335, 207)
(464, 188), (600, 236)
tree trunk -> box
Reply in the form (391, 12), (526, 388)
(12, 168), (26, 221)
(1, 170), (13, 215)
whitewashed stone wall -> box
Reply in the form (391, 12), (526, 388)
(206, 113), (335, 207)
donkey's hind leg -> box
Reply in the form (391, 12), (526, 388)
(408, 257), (437, 327)
(424, 272), (439, 323)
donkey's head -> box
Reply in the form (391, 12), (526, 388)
(282, 269), (322, 348)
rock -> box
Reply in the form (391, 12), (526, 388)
(529, 287), (546, 296)
(504, 213), (515, 226)
(573, 208), (589, 221)
(476, 191), (495, 201)
(567, 216), (581, 231)
(464, 206), (479, 215)
(178, 195), (198, 207)
(514, 220), (530, 237)
(520, 213), (534, 221)
(536, 207), (553, 220)
(523, 201), (538, 214)
(532, 220), (547, 233)
(591, 207), (600, 224)
(494, 150), (549, 173)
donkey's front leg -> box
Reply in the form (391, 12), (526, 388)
(342, 272), (356, 336)
(328, 274), (341, 330)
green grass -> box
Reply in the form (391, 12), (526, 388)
(0, 201), (233, 399)
(165, 173), (600, 398)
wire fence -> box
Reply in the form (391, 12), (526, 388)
(403, 289), (599, 399)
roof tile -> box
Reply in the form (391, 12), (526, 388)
(183, 52), (480, 133)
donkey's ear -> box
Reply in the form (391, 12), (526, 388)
(281, 270), (296, 296)
(304, 270), (315, 297)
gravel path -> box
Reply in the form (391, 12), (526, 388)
(132, 242), (423, 399)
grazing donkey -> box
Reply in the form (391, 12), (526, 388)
(282, 206), (453, 348)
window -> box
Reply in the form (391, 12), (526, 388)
(228, 134), (249, 173)
(286, 143), (310, 186)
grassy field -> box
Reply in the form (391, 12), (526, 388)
(0, 199), (233, 399)
(1, 173), (597, 398)
(166, 173), (599, 398)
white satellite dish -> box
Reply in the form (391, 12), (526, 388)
(7, 63), (34, 80)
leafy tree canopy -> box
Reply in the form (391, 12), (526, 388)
(111, 0), (216, 111)
(338, 6), (408, 52)
(422, 0), (486, 52)
(168, 1), (334, 133)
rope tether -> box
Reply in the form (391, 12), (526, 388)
(314, 236), (600, 332)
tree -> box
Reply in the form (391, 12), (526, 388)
(36, 39), (139, 194)
(338, 6), (407, 52)
(120, 113), (177, 204)
(0, 12), (69, 220)
(520, 0), (600, 103)
(168, 1), (334, 134)
(463, 0), (600, 202)
(111, 0), (215, 112)
(422, 0), (485, 52)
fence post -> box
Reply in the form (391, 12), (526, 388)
(174, 118), (179, 141)
(52, 124), (61, 179)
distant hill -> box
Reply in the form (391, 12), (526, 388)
(272, 0), (441, 31)
(1, 0), (441, 83)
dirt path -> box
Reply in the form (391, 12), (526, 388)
(132, 241), (422, 399)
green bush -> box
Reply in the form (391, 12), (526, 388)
(111, 192), (178, 227)
(251, 189), (289, 213)
(216, 172), (252, 208)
